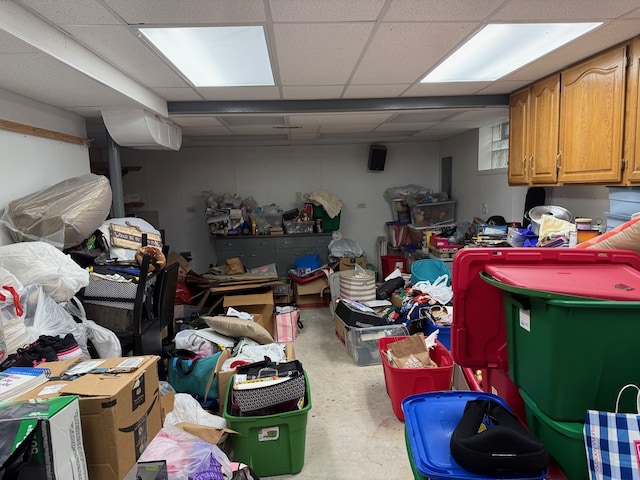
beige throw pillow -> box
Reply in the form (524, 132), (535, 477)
(202, 315), (274, 344)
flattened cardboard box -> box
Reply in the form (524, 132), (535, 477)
(18, 356), (162, 480)
(215, 343), (296, 414)
(223, 291), (274, 336)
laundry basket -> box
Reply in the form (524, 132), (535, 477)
(410, 259), (451, 285)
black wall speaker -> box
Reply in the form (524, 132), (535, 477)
(368, 144), (387, 171)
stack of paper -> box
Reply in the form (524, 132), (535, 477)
(0, 367), (50, 403)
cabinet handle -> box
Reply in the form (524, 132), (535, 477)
(522, 157), (526, 170)
(529, 156), (533, 172)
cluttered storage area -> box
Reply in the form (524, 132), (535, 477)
(4, 170), (640, 480)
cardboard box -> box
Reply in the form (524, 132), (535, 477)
(159, 381), (175, 423)
(0, 395), (88, 479)
(223, 291), (274, 336)
(337, 256), (367, 271)
(215, 343), (296, 414)
(18, 356), (163, 480)
(173, 304), (199, 320)
(293, 277), (329, 308)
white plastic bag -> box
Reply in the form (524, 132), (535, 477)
(174, 330), (217, 357)
(0, 268), (27, 355)
(0, 242), (89, 302)
(413, 274), (453, 305)
(20, 284), (90, 358)
(164, 393), (228, 429)
(0, 173), (112, 249)
(328, 231), (364, 258)
(61, 297), (121, 358)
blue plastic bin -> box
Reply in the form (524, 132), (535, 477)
(423, 320), (450, 351)
(403, 391), (547, 480)
(294, 254), (321, 274)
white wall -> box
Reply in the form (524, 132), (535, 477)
(116, 142), (441, 273)
(0, 88), (91, 244)
(441, 129), (609, 227)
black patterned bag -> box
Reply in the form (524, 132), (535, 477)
(232, 360), (305, 414)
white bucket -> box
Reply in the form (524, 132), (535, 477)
(339, 269), (376, 302)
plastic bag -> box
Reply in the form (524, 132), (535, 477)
(138, 424), (231, 480)
(383, 184), (430, 203)
(0, 242), (89, 303)
(164, 393), (228, 430)
(413, 274), (453, 305)
(20, 284), (90, 358)
(0, 268), (27, 355)
(174, 330), (217, 357)
(328, 231), (364, 258)
(0, 173), (112, 249)
(61, 297), (121, 358)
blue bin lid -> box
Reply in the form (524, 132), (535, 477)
(402, 391), (547, 480)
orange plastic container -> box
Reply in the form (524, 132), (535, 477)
(378, 336), (453, 421)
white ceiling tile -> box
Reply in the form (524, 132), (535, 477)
(64, 25), (189, 88)
(477, 80), (530, 95)
(170, 116), (224, 127)
(182, 126), (233, 136)
(0, 31), (39, 53)
(320, 124), (380, 133)
(288, 132), (319, 140)
(384, 0), (504, 21)
(343, 84), (410, 98)
(390, 111), (463, 122)
(282, 85), (344, 99)
(376, 122), (440, 131)
(351, 22), (476, 84)
(227, 125), (292, 135)
(197, 86), (281, 101)
(270, 0), (385, 22)
(452, 108), (508, 122)
(274, 23), (374, 85)
(622, 6), (640, 18)
(153, 87), (202, 101)
(103, 0), (266, 24)
(289, 112), (393, 126)
(19, 0), (120, 25)
(403, 82), (493, 96)
(493, 0), (640, 21)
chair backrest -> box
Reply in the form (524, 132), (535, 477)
(411, 259), (451, 286)
(154, 261), (179, 336)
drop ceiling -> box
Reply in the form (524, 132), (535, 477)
(2, 0), (640, 148)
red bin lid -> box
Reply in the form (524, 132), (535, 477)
(484, 263), (640, 301)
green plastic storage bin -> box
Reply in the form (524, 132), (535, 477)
(223, 375), (311, 477)
(503, 291), (640, 421)
(521, 389), (587, 479)
(312, 204), (341, 232)
(404, 428), (427, 480)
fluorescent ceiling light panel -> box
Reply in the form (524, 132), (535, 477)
(422, 23), (601, 83)
(139, 26), (274, 87)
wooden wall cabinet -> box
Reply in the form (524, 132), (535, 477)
(508, 75), (560, 186)
(558, 45), (626, 184)
(624, 38), (640, 183)
(508, 44), (628, 186)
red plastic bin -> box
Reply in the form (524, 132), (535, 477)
(378, 336), (453, 421)
(481, 367), (527, 425)
(451, 248), (640, 371)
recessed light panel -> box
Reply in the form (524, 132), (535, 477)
(421, 23), (601, 83)
(139, 26), (274, 87)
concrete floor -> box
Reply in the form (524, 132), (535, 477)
(262, 306), (413, 480)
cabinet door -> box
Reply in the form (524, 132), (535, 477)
(625, 38), (640, 183)
(559, 46), (627, 183)
(529, 75), (560, 184)
(508, 88), (530, 185)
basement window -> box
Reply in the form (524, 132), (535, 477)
(478, 121), (509, 172)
